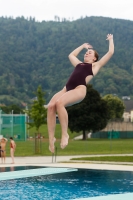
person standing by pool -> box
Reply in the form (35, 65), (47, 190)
(0, 137), (8, 164)
(47, 34), (114, 153)
(10, 137), (16, 164)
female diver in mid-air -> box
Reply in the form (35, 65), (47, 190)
(47, 34), (114, 153)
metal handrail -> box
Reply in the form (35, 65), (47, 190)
(52, 147), (57, 163)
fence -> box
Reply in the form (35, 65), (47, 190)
(91, 119), (133, 139)
(0, 112), (27, 141)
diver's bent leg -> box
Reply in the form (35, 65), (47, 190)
(56, 102), (69, 149)
(56, 86), (86, 150)
(56, 86), (86, 149)
(47, 88), (66, 153)
(47, 103), (57, 153)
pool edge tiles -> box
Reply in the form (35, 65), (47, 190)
(0, 167), (78, 181)
(70, 193), (133, 200)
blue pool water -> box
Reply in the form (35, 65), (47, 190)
(0, 167), (133, 200)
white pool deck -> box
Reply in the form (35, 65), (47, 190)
(0, 154), (133, 171)
(71, 193), (133, 200)
(0, 155), (133, 200)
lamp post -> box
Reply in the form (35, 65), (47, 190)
(25, 105), (29, 139)
(11, 110), (13, 137)
(0, 109), (2, 135)
(27, 115), (29, 138)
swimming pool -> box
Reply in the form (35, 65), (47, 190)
(0, 167), (133, 199)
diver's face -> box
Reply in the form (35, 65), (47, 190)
(84, 49), (96, 63)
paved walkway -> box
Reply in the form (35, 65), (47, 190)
(0, 154), (133, 171)
(1, 154), (133, 164)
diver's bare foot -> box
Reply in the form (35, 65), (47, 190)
(49, 137), (56, 153)
(60, 133), (69, 149)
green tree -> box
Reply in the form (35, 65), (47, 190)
(1, 16), (133, 103)
(8, 104), (24, 114)
(0, 104), (23, 114)
(103, 94), (125, 119)
(67, 85), (110, 140)
(26, 85), (47, 132)
(26, 85), (47, 153)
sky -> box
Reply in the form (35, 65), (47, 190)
(0, 0), (133, 22)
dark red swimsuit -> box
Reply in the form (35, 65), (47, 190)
(66, 63), (93, 91)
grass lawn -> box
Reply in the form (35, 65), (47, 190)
(71, 156), (133, 162)
(2, 124), (133, 163)
(4, 138), (133, 158)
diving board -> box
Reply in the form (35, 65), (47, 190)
(0, 167), (78, 181)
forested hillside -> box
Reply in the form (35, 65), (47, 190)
(0, 16), (133, 105)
